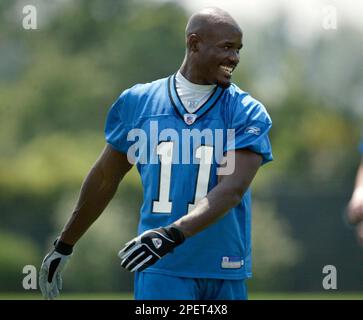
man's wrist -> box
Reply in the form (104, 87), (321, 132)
(163, 225), (186, 245)
(54, 238), (74, 255)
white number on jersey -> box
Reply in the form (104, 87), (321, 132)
(152, 142), (213, 214)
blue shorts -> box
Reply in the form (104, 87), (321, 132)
(134, 272), (248, 300)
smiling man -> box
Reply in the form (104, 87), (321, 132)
(180, 8), (242, 89)
(39, 7), (273, 300)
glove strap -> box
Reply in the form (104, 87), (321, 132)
(163, 226), (185, 245)
(54, 238), (73, 255)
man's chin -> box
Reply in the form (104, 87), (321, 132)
(216, 78), (232, 88)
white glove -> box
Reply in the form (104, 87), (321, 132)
(39, 240), (73, 300)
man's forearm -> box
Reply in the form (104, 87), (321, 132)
(59, 166), (119, 245)
(173, 149), (262, 237)
(59, 145), (132, 245)
(172, 185), (242, 237)
(353, 159), (363, 196)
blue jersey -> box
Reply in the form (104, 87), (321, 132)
(105, 74), (273, 280)
(360, 138), (363, 154)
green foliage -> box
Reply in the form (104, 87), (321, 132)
(0, 231), (40, 291)
(0, 132), (104, 193)
(250, 202), (303, 290)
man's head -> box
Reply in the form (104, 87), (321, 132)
(182, 7), (243, 88)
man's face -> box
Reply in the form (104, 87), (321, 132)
(195, 24), (242, 88)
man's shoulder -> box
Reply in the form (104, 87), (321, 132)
(226, 83), (267, 111)
(122, 76), (169, 100)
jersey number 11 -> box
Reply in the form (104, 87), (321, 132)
(152, 141), (213, 214)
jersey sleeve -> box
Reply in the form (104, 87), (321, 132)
(360, 138), (363, 155)
(104, 91), (134, 154)
(226, 94), (273, 165)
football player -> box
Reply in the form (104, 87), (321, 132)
(39, 7), (273, 300)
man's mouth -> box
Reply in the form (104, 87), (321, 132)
(219, 65), (234, 77)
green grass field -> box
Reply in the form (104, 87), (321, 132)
(0, 292), (362, 300)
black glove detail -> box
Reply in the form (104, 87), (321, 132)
(118, 226), (185, 272)
(54, 238), (74, 255)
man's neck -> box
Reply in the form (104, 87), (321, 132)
(179, 61), (209, 86)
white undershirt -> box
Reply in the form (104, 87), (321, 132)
(175, 71), (216, 113)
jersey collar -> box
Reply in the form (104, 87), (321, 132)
(167, 74), (224, 125)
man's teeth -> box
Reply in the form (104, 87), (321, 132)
(220, 66), (233, 74)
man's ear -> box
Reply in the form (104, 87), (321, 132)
(187, 33), (201, 53)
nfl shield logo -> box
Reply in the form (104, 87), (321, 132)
(184, 113), (197, 125)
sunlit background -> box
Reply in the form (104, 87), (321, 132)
(1, 0), (363, 299)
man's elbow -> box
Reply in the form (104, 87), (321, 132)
(218, 180), (249, 208)
(228, 189), (245, 208)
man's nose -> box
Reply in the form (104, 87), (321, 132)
(229, 50), (240, 65)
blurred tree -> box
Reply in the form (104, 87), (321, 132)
(0, 231), (40, 291)
(249, 201), (303, 291)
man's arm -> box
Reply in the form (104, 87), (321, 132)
(347, 158), (363, 224)
(59, 144), (133, 245)
(40, 144), (132, 299)
(172, 149), (262, 237)
(347, 157), (363, 245)
(119, 149), (263, 272)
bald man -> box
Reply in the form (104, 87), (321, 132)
(39, 8), (273, 300)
